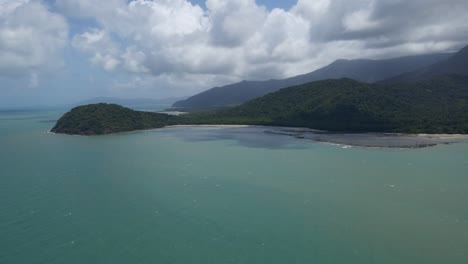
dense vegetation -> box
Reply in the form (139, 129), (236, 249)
(199, 76), (468, 134)
(173, 52), (452, 108)
(53, 75), (468, 135)
(51, 103), (179, 135)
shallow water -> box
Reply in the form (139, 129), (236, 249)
(1, 110), (468, 264)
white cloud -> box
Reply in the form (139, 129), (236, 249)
(343, 8), (380, 33)
(206, 0), (267, 47)
(0, 0), (68, 77)
(60, 0), (317, 83)
(71, 29), (121, 71)
(122, 47), (150, 74)
(291, 0), (331, 19)
(56, 0), (468, 95)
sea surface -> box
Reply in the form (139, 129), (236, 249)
(1, 109), (468, 264)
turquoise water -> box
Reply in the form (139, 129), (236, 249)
(1, 110), (468, 264)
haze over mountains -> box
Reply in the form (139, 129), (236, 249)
(76, 97), (186, 108)
(384, 45), (468, 83)
(173, 52), (453, 108)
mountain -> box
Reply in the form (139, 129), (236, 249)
(173, 52), (452, 108)
(384, 45), (468, 83)
(53, 75), (468, 135)
(215, 76), (468, 133)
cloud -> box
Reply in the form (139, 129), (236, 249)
(301, 0), (468, 48)
(121, 47), (150, 74)
(56, 0), (468, 95)
(0, 0), (68, 77)
(71, 29), (121, 71)
(206, 0), (268, 47)
(59, 0), (314, 81)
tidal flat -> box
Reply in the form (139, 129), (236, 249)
(164, 125), (468, 148)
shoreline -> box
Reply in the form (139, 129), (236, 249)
(50, 124), (468, 149)
(415, 133), (468, 140)
(50, 124), (468, 138)
(48, 124), (257, 136)
(165, 124), (253, 128)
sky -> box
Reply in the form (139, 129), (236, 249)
(1, 0), (468, 107)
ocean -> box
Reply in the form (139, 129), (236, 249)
(1, 109), (468, 264)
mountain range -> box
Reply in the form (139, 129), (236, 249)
(383, 45), (468, 83)
(212, 75), (468, 133)
(173, 52), (453, 108)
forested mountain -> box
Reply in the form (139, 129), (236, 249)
(384, 45), (468, 83)
(173, 52), (452, 108)
(53, 75), (468, 135)
(211, 76), (468, 133)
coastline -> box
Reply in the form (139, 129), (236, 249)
(165, 124), (253, 128)
(415, 133), (468, 140)
(48, 124), (256, 136)
(50, 124), (468, 149)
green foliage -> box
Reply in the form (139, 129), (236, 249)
(212, 76), (468, 133)
(51, 103), (179, 135)
(52, 75), (468, 135)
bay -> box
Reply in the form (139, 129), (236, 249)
(1, 109), (468, 264)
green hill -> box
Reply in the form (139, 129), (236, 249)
(51, 103), (179, 135)
(52, 76), (468, 135)
(212, 76), (468, 133)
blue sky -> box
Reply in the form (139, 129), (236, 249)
(1, 0), (467, 108)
